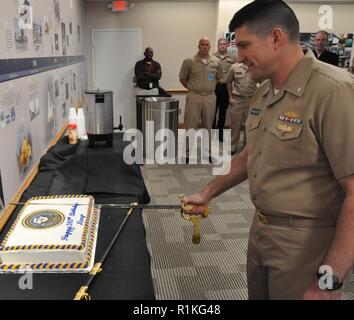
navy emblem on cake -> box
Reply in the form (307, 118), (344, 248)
(23, 210), (65, 230)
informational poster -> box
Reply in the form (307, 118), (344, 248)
(54, 0), (60, 26)
(4, 20), (14, 52)
(19, 0), (33, 30)
(32, 18), (43, 52)
(28, 80), (40, 121)
(47, 75), (57, 139)
(14, 17), (28, 52)
(300, 32), (354, 68)
(0, 91), (16, 128)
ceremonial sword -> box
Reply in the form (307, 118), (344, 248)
(71, 202), (208, 300)
(74, 203), (138, 300)
(10, 202), (183, 210)
(9, 200), (209, 300)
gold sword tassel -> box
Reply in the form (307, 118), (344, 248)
(179, 195), (210, 245)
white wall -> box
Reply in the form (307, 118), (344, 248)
(216, 0), (354, 40)
(86, 1), (218, 90)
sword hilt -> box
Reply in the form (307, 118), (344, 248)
(179, 194), (210, 244)
(179, 194), (210, 218)
(74, 286), (91, 300)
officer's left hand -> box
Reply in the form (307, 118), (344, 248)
(303, 280), (341, 300)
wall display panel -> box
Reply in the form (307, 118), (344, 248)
(0, 0), (87, 220)
(0, 63), (85, 218)
(0, 0), (85, 59)
(300, 32), (353, 68)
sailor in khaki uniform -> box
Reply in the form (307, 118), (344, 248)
(212, 38), (236, 142)
(226, 63), (257, 154)
(179, 37), (223, 160)
(182, 0), (354, 300)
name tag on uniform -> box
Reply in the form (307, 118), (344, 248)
(208, 73), (215, 81)
(250, 108), (261, 116)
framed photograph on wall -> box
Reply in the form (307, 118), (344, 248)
(224, 31), (237, 57)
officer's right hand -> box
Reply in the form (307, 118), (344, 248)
(182, 193), (209, 215)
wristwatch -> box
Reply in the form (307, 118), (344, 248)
(316, 269), (343, 291)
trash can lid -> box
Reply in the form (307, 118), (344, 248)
(144, 97), (178, 103)
(85, 90), (113, 95)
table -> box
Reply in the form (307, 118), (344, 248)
(0, 134), (154, 300)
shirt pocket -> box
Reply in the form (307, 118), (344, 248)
(246, 116), (262, 145)
(209, 62), (218, 72)
(247, 115), (262, 130)
(265, 120), (304, 167)
(209, 67), (218, 75)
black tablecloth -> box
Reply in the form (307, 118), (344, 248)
(0, 134), (154, 300)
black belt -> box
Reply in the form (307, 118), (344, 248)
(256, 209), (336, 228)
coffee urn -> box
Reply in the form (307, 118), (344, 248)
(85, 90), (113, 147)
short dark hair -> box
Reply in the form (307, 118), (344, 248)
(315, 30), (329, 39)
(229, 0), (300, 42)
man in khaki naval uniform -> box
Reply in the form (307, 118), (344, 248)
(182, 0), (354, 300)
(179, 37), (223, 161)
(212, 38), (235, 142)
(226, 63), (257, 154)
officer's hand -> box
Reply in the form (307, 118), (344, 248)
(182, 193), (209, 216)
(229, 97), (236, 104)
(303, 280), (341, 300)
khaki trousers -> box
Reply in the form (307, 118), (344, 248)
(184, 92), (216, 155)
(230, 98), (250, 153)
(247, 213), (336, 300)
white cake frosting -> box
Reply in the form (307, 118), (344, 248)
(0, 195), (100, 273)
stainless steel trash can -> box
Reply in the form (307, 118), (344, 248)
(142, 97), (179, 161)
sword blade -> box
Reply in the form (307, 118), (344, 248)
(9, 202), (181, 210)
(97, 204), (181, 210)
